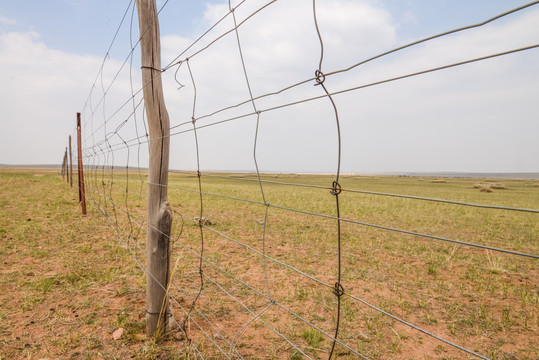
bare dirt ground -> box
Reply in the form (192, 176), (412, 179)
(0, 170), (185, 359)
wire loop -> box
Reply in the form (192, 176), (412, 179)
(333, 282), (345, 297)
(315, 69), (325, 85)
(330, 181), (342, 196)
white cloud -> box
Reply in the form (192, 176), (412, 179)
(0, 15), (16, 25)
(3, 1), (537, 174)
(331, 7), (539, 173)
(157, 0), (402, 172)
(153, 0), (539, 173)
(0, 31), (133, 165)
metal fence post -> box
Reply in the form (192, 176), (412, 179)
(76, 113), (87, 215)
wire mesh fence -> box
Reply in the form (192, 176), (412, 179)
(73, 1), (538, 358)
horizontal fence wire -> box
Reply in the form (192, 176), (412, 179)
(196, 173), (539, 213)
(85, 174), (317, 359)
(86, 173), (494, 359)
(83, 44), (539, 156)
(82, 1), (539, 154)
(82, 0), (172, 138)
(82, 161), (536, 360)
(76, 1), (539, 359)
(85, 182), (217, 359)
(141, 179), (538, 258)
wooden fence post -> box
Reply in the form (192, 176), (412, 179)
(76, 113), (87, 215)
(136, 0), (172, 337)
(61, 154), (64, 178)
(69, 135), (73, 188)
(62, 149), (67, 180)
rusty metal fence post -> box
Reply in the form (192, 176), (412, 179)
(69, 135), (73, 188)
(76, 113), (87, 215)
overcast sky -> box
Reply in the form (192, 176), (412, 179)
(1, 0), (538, 173)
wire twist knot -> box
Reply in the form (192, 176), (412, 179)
(333, 282), (344, 297)
(315, 69), (325, 85)
(330, 181), (342, 196)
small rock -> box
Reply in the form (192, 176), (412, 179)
(358, 332), (370, 342)
(112, 327), (124, 340)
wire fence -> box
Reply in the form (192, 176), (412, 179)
(71, 0), (538, 358)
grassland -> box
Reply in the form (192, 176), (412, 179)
(1, 168), (537, 359)
(0, 169), (183, 359)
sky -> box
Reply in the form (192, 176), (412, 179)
(1, 0), (538, 174)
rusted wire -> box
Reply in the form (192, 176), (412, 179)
(312, 2), (344, 357)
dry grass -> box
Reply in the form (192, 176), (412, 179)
(1, 169), (538, 359)
(474, 182), (507, 192)
(0, 169), (186, 359)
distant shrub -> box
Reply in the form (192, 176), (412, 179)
(474, 183), (507, 192)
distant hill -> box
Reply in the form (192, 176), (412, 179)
(1, 165), (537, 179)
(0, 164), (62, 169)
(393, 172), (539, 179)
(0, 164), (147, 171)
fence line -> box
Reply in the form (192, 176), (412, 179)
(71, 0), (539, 358)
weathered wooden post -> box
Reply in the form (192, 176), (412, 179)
(76, 113), (87, 215)
(62, 148), (68, 180)
(69, 135), (73, 188)
(61, 154), (65, 178)
(136, 0), (172, 337)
